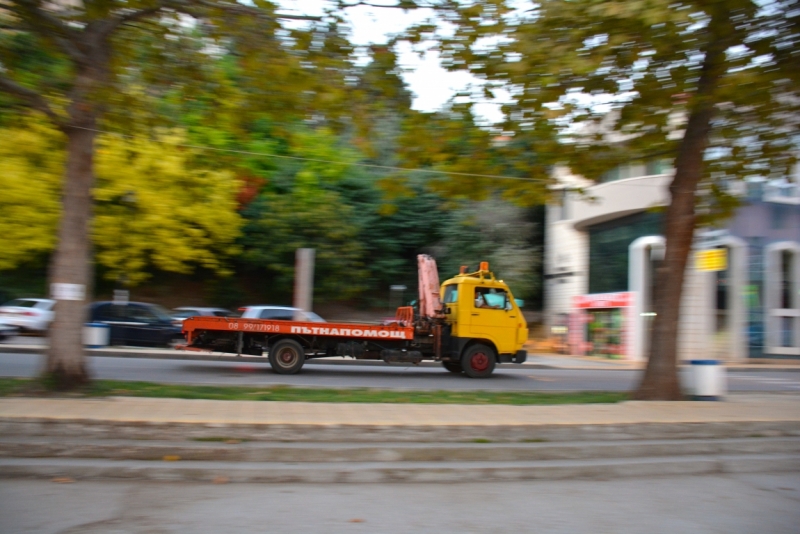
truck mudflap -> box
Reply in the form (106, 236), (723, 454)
(498, 350), (527, 364)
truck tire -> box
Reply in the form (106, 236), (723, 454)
(461, 344), (496, 378)
(268, 339), (305, 375)
(442, 362), (463, 374)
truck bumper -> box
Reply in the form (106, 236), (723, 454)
(499, 350), (528, 364)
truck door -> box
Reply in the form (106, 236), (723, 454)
(469, 286), (518, 353)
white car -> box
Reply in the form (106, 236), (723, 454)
(171, 307), (237, 325)
(239, 305), (325, 323)
(0, 298), (56, 333)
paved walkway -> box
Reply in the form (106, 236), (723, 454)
(1, 394), (798, 427)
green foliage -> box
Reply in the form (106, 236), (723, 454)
(334, 175), (451, 302)
(241, 190), (366, 301)
(433, 197), (542, 301)
(239, 128), (367, 300)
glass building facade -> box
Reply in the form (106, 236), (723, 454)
(587, 211), (663, 294)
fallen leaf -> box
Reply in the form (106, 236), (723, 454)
(213, 476), (229, 484)
(349, 519), (365, 523)
(163, 455), (181, 462)
(52, 477), (74, 484)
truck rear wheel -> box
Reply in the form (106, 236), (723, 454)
(461, 344), (496, 378)
(268, 339), (305, 375)
(442, 362), (463, 374)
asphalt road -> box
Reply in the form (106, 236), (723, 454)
(2, 352), (800, 392)
(2, 473), (799, 534)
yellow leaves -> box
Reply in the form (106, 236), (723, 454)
(92, 130), (243, 285)
(0, 120), (242, 282)
(0, 120), (65, 269)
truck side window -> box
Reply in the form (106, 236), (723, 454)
(475, 288), (507, 309)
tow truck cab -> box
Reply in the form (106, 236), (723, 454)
(439, 262), (528, 366)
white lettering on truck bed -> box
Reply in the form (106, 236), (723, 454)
(290, 325), (408, 339)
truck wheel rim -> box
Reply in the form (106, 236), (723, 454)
(278, 348), (298, 367)
(470, 352), (489, 372)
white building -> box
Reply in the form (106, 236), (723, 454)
(544, 163), (800, 362)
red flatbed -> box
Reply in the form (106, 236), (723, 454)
(181, 316), (415, 348)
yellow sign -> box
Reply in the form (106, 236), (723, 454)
(696, 248), (727, 272)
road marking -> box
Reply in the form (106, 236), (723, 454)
(730, 374), (800, 390)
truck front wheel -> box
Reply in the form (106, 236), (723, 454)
(268, 339), (305, 375)
(461, 344), (496, 378)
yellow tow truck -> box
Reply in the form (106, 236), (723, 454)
(181, 256), (528, 378)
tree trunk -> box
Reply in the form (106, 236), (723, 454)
(634, 7), (732, 400)
(44, 120), (96, 389)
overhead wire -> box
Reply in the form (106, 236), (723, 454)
(71, 125), (670, 188)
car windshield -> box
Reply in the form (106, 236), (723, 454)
(172, 310), (197, 319)
(4, 299), (41, 308)
(301, 312), (325, 323)
(148, 305), (174, 322)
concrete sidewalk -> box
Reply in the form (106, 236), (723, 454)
(2, 395), (798, 483)
(1, 393), (798, 431)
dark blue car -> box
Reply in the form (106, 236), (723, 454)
(89, 301), (183, 347)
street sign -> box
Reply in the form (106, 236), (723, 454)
(695, 248), (727, 271)
(51, 283), (85, 301)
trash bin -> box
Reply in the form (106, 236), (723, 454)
(688, 359), (726, 400)
(83, 322), (110, 348)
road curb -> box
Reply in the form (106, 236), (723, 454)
(3, 418), (799, 443)
(1, 454), (798, 484)
(2, 437), (798, 462)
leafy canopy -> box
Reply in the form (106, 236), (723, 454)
(0, 120), (243, 284)
(0, 120), (64, 270)
(423, 0), (799, 205)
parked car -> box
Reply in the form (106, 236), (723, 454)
(88, 301), (183, 347)
(171, 307), (238, 325)
(0, 298), (55, 333)
(239, 305), (326, 323)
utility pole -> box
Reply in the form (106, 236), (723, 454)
(293, 248), (315, 312)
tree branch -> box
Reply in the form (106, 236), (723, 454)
(99, 0), (323, 39)
(0, 73), (65, 127)
(187, 0), (322, 21)
(339, 1), (426, 9)
(8, 0), (87, 64)
(98, 4), (167, 40)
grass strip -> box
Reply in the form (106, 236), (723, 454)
(0, 377), (628, 405)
